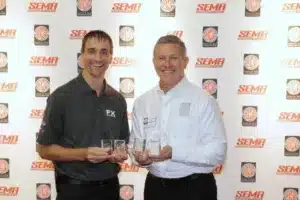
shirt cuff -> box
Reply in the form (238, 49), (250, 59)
(171, 144), (188, 162)
(139, 163), (152, 168)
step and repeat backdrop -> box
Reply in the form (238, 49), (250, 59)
(1, 0), (300, 199)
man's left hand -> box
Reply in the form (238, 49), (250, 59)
(109, 151), (128, 163)
(150, 145), (172, 162)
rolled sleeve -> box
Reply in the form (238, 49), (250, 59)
(36, 93), (64, 145)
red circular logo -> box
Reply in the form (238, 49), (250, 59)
(120, 185), (134, 200)
(0, 104), (8, 120)
(284, 189), (298, 200)
(243, 107), (257, 122)
(34, 26), (49, 41)
(246, 0), (261, 12)
(161, 0), (175, 13)
(77, 0), (92, 12)
(0, 159), (9, 174)
(241, 163), (256, 178)
(287, 79), (300, 95)
(36, 77), (50, 93)
(0, 53), (8, 68)
(37, 184), (51, 199)
(203, 80), (217, 95)
(244, 55), (259, 70)
(203, 27), (218, 43)
(0, 0), (6, 10)
(285, 137), (300, 152)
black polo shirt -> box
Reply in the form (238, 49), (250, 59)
(36, 73), (130, 181)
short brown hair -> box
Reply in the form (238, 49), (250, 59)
(81, 30), (113, 54)
(153, 35), (187, 56)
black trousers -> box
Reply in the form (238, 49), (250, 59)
(144, 172), (217, 200)
(55, 174), (119, 200)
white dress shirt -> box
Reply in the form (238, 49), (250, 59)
(128, 77), (227, 179)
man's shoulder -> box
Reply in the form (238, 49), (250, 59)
(134, 86), (157, 105)
(48, 76), (79, 100)
(105, 84), (126, 103)
(186, 80), (212, 100)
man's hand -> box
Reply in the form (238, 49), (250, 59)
(86, 147), (110, 163)
(109, 150), (128, 163)
(149, 145), (172, 162)
(135, 150), (152, 166)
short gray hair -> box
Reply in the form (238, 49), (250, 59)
(153, 35), (187, 56)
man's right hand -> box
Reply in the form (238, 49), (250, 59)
(86, 147), (110, 163)
(134, 150), (152, 166)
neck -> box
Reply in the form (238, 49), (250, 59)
(82, 70), (104, 96)
(159, 76), (184, 93)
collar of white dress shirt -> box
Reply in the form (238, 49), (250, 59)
(155, 76), (188, 97)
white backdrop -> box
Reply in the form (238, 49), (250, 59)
(1, 0), (300, 199)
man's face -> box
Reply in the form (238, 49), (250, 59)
(153, 43), (188, 88)
(81, 37), (112, 79)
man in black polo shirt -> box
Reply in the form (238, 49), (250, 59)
(36, 30), (129, 200)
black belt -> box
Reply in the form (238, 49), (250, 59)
(55, 173), (117, 185)
(148, 172), (212, 182)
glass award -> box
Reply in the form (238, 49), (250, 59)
(101, 139), (112, 151)
(147, 139), (161, 156)
(133, 138), (145, 154)
(114, 140), (126, 154)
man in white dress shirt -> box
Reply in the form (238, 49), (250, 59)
(128, 35), (227, 200)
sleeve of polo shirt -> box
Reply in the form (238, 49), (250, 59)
(120, 98), (130, 144)
(36, 93), (63, 145)
(172, 96), (227, 167)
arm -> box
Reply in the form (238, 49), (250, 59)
(127, 102), (152, 168)
(36, 94), (87, 161)
(172, 97), (227, 167)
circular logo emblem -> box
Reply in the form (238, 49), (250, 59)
(288, 26), (300, 43)
(203, 80), (217, 95)
(161, 0), (175, 13)
(120, 26), (134, 42)
(120, 78), (134, 94)
(285, 137), (300, 152)
(203, 28), (218, 43)
(36, 77), (50, 93)
(245, 0), (261, 12)
(243, 107), (257, 122)
(0, 159), (9, 175)
(0, 53), (7, 68)
(37, 184), (51, 199)
(244, 55), (259, 70)
(77, 0), (92, 12)
(120, 185), (134, 200)
(284, 188), (298, 200)
(241, 163), (256, 178)
(0, 104), (8, 120)
(287, 79), (300, 95)
(34, 25), (49, 41)
(0, 0), (6, 10)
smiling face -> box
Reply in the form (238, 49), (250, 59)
(153, 42), (189, 90)
(81, 37), (112, 79)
